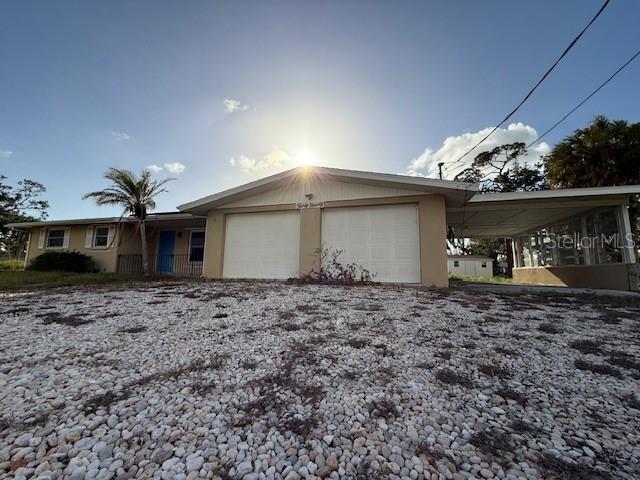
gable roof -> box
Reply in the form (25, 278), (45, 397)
(178, 166), (477, 213)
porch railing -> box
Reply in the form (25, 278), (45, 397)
(117, 254), (203, 277)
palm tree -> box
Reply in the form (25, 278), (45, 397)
(83, 168), (172, 273)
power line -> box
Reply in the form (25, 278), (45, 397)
(456, 48), (640, 235)
(526, 48), (640, 149)
(447, 0), (611, 166)
(446, 46), (640, 180)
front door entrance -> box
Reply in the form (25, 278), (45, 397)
(157, 230), (176, 273)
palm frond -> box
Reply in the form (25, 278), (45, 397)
(83, 167), (174, 218)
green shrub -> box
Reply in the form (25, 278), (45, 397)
(27, 251), (98, 273)
(0, 259), (24, 271)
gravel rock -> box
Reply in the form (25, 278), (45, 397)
(1, 281), (639, 480)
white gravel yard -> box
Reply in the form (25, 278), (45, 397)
(1, 281), (639, 480)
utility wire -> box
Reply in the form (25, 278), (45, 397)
(448, 0), (610, 166)
(526, 48), (640, 148)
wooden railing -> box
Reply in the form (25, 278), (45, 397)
(117, 254), (203, 276)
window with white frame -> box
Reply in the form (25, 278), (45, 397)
(189, 231), (205, 262)
(47, 229), (65, 248)
(481, 261), (487, 268)
(94, 227), (109, 247)
(453, 260), (459, 267)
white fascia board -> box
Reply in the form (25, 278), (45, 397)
(6, 213), (203, 230)
(469, 185), (640, 203)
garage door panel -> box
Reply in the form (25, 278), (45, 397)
(321, 205), (420, 283)
(223, 211), (300, 279)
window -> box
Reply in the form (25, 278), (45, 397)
(481, 261), (487, 268)
(453, 260), (459, 267)
(94, 227), (109, 247)
(189, 231), (205, 262)
(47, 229), (65, 248)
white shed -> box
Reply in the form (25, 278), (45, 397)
(448, 255), (494, 277)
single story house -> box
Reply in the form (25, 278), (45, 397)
(448, 255), (494, 278)
(7, 166), (640, 290)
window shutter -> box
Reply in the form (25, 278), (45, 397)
(85, 226), (94, 249)
(107, 226), (116, 248)
(38, 229), (46, 249)
(62, 228), (71, 249)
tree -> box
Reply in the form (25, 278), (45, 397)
(544, 115), (640, 241)
(0, 176), (49, 258)
(544, 115), (640, 188)
(83, 168), (172, 273)
(453, 143), (546, 275)
(454, 142), (546, 192)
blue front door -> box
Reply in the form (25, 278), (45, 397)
(157, 231), (175, 273)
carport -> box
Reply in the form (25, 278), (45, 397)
(447, 186), (640, 291)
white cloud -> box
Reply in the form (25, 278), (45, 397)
(144, 162), (185, 174)
(223, 98), (250, 114)
(0, 150), (13, 158)
(406, 123), (550, 180)
(146, 164), (164, 173)
(163, 162), (186, 174)
(229, 149), (291, 173)
(111, 131), (132, 141)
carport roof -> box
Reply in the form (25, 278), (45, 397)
(449, 185), (640, 237)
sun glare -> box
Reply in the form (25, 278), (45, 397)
(293, 149), (316, 167)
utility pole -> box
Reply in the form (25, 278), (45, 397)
(437, 162), (444, 179)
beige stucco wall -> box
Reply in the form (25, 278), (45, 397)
(418, 196), (449, 288)
(26, 224), (119, 272)
(202, 210), (226, 278)
(222, 177), (427, 208)
(298, 208), (322, 274)
(201, 191), (450, 287)
(513, 264), (636, 291)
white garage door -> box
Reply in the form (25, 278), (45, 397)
(321, 204), (420, 283)
(223, 211), (300, 279)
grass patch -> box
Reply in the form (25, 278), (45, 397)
(435, 368), (474, 387)
(281, 322), (301, 332)
(347, 338), (369, 349)
(575, 358), (622, 379)
(40, 312), (93, 327)
(434, 350), (452, 360)
(469, 429), (513, 456)
(84, 389), (130, 413)
(478, 363), (511, 379)
(619, 393), (640, 409)
(538, 322), (563, 334)
(508, 419), (539, 434)
(538, 453), (612, 480)
(367, 395), (399, 418)
(415, 444), (450, 463)
(495, 387), (527, 404)
(0, 259), (24, 271)
(606, 354), (640, 371)
(449, 273), (513, 285)
(495, 346), (518, 356)
(569, 339), (605, 355)
(0, 271), (192, 291)
(118, 326), (147, 334)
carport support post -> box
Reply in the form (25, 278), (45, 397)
(202, 210), (226, 278)
(418, 195), (448, 288)
(615, 205), (636, 264)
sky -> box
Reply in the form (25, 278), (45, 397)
(1, 0), (639, 219)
